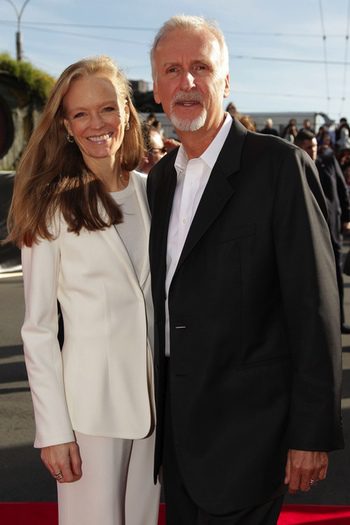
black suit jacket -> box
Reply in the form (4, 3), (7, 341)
(147, 118), (343, 514)
(316, 152), (350, 247)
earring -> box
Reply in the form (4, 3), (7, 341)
(125, 122), (130, 131)
(66, 133), (74, 143)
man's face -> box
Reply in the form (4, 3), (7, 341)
(300, 138), (318, 162)
(152, 28), (230, 134)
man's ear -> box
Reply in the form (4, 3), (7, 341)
(223, 73), (230, 99)
(153, 81), (161, 104)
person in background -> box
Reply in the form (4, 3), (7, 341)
(6, 55), (160, 525)
(147, 14), (343, 525)
(342, 161), (350, 187)
(282, 118), (298, 142)
(295, 129), (350, 334)
(338, 147), (350, 171)
(260, 117), (279, 136)
(238, 114), (256, 131)
(150, 117), (165, 137)
(301, 118), (315, 133)
(146, 112), (157, 126)
(225, 101), (238, 117)
(139, 122), (167, 174)
(336, 117), (350, 152)
(317, 125), (329, 147)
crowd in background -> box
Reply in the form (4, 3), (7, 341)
(139, 108), (350, 191)
(224, 102), (350, 187)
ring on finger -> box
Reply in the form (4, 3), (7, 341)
(309, 478), (317, 485)
(53, 471), (63, 481)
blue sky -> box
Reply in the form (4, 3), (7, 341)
(1, 0), (350, 122)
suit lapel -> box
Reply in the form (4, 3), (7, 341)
(176, 118), (247, 271)
(151, 153), (178, 269)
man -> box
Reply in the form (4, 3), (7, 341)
(259, 117), (279, 136)
(139, 123), (167, 174)
(147, 15), (343, 524)
(295, 128), (350, 333)
(301, 118), (315, 133)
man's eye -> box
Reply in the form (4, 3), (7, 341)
(193, 64), (207, 72)
(166, 67), (179, 74)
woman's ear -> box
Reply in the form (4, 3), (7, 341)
(63, 118), (72, 136)
(124, 100), (130, 128)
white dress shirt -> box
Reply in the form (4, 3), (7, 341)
(165, 113), (232, 355)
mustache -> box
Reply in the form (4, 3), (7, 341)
(171, 91), (203, 106)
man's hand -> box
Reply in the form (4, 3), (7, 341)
(284, 449), (328, 494)
(41, 441), (82, 483)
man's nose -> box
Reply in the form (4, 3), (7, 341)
(180, 71), (196, 90)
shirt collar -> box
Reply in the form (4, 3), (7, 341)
(174, 113), (232, 175)
(201, 113), (232, 169)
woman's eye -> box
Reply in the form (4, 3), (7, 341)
(73, 112), (85, 119)
(103, 106), (116, 112)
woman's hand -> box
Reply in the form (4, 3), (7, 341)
(41, 441), (82, 483)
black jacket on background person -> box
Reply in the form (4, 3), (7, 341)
(316, 149), (350, 326)
(316, 150), (350, 248)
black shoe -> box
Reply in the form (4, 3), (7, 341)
(341, 323), (350, 334)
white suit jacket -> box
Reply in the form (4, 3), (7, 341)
(21, 171), (154, 448)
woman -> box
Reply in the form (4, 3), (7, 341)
(7, 56), (160, 525)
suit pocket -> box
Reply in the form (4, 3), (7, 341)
(216, 223), (256, 244)
(234, 354), (291, 371)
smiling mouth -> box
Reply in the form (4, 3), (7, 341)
(176, 101), (201, 107)
(88, 132), (113, 143)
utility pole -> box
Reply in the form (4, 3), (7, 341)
(4, 0), (31, 61)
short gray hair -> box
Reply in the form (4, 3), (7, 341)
(150, 15), (229, 79)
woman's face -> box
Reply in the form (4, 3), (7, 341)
(63, 73), (129, 166)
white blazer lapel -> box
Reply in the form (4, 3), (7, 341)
(96, 172), (150, 288)
(99, 218), (139, 286)
(131, 171), (151, 288)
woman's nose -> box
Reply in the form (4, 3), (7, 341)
(90, 112), (104, 128)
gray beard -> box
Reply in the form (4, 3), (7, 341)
(169, 109), (207, 132)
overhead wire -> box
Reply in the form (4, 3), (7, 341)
(0, 15), (348, 109)
(0, 21), (148, 45)
(318, 0), (331, 113)
(229, 54), (350, 66)
(339, 0), (350, 117)
(1, 21), (349, 66)
(0, 19), (348, 39)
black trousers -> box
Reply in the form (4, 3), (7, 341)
(162, 359), (284, 525)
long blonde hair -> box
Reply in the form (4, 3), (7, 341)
(7, 55), (144, 247)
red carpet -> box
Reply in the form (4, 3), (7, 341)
(1, 503), (350, 524)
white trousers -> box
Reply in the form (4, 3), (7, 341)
(57, 431), (160, 525)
